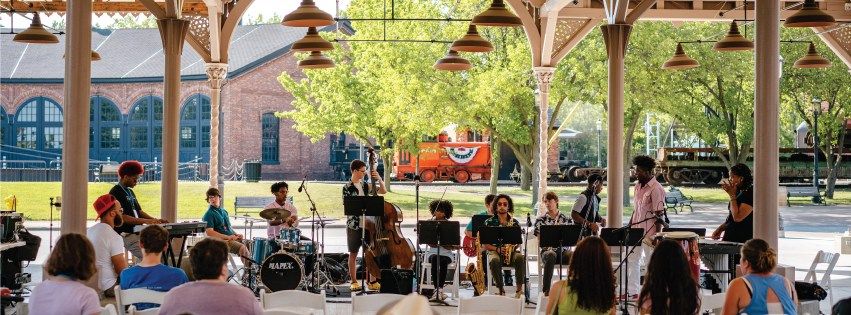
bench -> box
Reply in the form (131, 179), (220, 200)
(786, 186), (824, 206)
(665, 188), (694, 214)
(98, 164), (120, 182)
(233, 196), (275, 216)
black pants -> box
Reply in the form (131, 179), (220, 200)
(541, 248), (572, 294)
(429, 255), (452, 289)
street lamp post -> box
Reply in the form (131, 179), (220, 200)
(596, 120), (603, 167)
(812, 98), (827, 204)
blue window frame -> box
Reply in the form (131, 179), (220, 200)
(127, 95), (163, 162)
(14, 97), (63, 152)
(179, 94), (210, 162)
(89, 96), (125, 162)
(261, 112), (279, 164)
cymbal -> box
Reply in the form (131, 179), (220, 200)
(298, 217), (338, 223)
(259, 208), (292, 220)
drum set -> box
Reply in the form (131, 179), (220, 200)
(242, 207), (345, 293)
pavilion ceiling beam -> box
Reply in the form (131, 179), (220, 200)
(814, 27), (851, 69)
(0, 1), (207, 15)
(625, 0), (657, 24)
(559, 7), (851, 21)
(138, 0), (167, 18)
(540, 0), (574, 66)
(203, 0), (222, 62)
(507, 0), (544, 66)
(219, 0), (253, 63)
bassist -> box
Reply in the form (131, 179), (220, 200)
(343, 159), (387, 292)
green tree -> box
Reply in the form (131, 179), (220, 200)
(103, 15), (157, 29)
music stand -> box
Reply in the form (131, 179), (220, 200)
(417, 220), (460, 304)
(601, 227), (644, 315)
(539, 224), (581, 281)
(479, 225), (522, 293)
(343, 196), (385, 295)
(469, 214), (491, 238)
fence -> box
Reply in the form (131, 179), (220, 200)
(0, 156), (212, 182)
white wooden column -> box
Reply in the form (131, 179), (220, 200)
(205, 63), (227, 190)
(533, 66), (555, 215)
(60, 0), (92, 234)
(157, 18), (189, 222)
(754, 0), (781, 250)
(601, 24), (632, 228)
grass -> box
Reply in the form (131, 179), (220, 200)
(2, 181), (849, 221)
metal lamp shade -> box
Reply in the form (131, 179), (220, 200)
(662, 43), (699, 70)
(13, 12), (59, 44)
(472, 0), (522, 27)
(784, 0), (835, 28)
(450, 25), (494, 53)
(292, 27), (333, 52)
(282, 0), (334, 27)
(298, 51), (334, 69)
(713, 21), (753, 51)
(794, 43), (831, 69)
(434, 50), (471, 71)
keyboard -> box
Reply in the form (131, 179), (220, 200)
(133, 222), (207, 236)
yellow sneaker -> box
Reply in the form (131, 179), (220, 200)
(350, 281), (362, 291)
(368, 281), (381, 291)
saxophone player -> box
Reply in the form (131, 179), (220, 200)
(483, 194), (525, 298)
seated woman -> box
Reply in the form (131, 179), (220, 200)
(29, 233), (102, 315)
(722, 239), (798, 315)
(425, 199), (458, 301)
(546, 236), (615, 315)
(638, 239), (700, 315)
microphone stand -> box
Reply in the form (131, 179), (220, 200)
(300, 180), (322, 292)
(413, 154), (422, 293)
(523, 212), (536, 305)
(613, 215), (657, 315)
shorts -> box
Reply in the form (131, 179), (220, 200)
(346, 228), (370, 253)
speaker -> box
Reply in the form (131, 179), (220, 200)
(379, 268), (414, 295)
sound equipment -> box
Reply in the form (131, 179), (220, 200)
(379, 268), (414, 295)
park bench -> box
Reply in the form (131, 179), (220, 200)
(665, 187), (694, 214)
(233, 196), (276, 216)
(98, 164), (120, 183)
(786, 186), (824, 206)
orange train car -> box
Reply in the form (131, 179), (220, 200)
(394, 141), (492, 183)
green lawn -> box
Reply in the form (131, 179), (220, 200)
(1, 181), (849, 221)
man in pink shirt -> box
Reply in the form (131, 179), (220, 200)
(625, 155), (666, 298)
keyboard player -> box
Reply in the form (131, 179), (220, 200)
(110, 160), (169, 260)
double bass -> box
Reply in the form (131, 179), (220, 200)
(363, 148), (415, 280)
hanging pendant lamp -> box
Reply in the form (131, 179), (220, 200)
(282, 0), (334, 27)
(292, 27), (333, 52)
(714, 21), (753, 52)
(298, 51), (334, 69)
(434, 50), (471, 71)
(784, 0), (835, 28)
(662, 43), (699, 70)
(794, 42), (831, 69)
(13, 12), (59, 44)
(450, 25), (494, 53)
(472, 0), (522, 27)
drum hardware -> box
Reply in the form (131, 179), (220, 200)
(49, 196), (60, 251)
(298, 178), (340, 295)
(259, 208), (292, 221)
(233, 215), (266, 239)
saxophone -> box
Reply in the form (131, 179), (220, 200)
(499, 244), (517, 265)
(466, 237), (486, 296)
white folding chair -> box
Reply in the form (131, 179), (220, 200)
(260, 289), (328, 315)
(101, 304), (118, 315)
(351, 293), (404, 315)
(114, 285), (168, 315)
(457, 295), (523, 315)
(486, 251), (519, 295)
(127, 306), (160, 315)
(803, 250), (840, 306)
(263, 309), (312, 315)
(699, 292), (726, 314)
(420, 249), (461, 298)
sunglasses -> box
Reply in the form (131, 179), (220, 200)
(496, 202), (509, 206)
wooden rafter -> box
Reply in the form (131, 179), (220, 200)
(0, 0), (208, 15)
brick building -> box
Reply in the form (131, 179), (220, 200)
(1, 24), (342, 179)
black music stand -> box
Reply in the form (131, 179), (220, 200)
(469, 214), (490, 238)
(417, 220), (460, 304)
(539, 224), (581, 281)
(343, 196), (385, 295)
(601, 227), (645, 315)
(479, 225), (522, 292)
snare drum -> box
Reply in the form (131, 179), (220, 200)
(278, 227), (301, 249)
(656, 231), (701, 280)
(251, 238), (280, 264)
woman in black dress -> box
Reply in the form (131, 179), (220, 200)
(710, 163), (754, 243)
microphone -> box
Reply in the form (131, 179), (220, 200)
(655, 212), (669, 229)
(526, 212), (532, 228)
(297, 176), (306, 193)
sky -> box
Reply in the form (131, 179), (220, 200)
(1, 0), (350, 29)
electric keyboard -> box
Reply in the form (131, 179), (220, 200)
(133, 221), (206, 236)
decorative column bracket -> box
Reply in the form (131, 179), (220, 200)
(205, 63), (228, 190)
(533, 66), (556, 215)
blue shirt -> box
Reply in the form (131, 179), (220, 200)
(120, 264), (188, 310)
(202, 205), (234, 235)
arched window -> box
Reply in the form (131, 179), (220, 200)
(127, 95), (164, 162)
(89, 96), (124, 161)
(261, 112), (279, 164)
(179, 94), (211, 162)
(15, 97), (63, 152)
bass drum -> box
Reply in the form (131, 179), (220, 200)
(260, 252), (304, 291)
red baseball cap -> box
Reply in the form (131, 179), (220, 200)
(93, 194), (118, 218)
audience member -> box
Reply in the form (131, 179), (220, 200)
(158, 238), (262, 315)
(29, 233), (101, 315)
(119, 225), (189, 310)
(638, 239), (700, 315)
(722, 239), (798, 315)
(546, 236), (615, 315)
(86, 194), (129, 297)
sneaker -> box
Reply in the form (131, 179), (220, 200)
(350, 281), (362, 291)
(514, 291), (523, 299)
(431, 290), (448, 301)
(368, 281), (381, 291)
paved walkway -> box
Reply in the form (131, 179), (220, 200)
(11, 202), (851, 314)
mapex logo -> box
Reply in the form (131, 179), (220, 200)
(269, 262), (296, 270)
(445, 146), (480, 164)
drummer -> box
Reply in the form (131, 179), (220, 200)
(265, 182), (299, 239)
